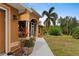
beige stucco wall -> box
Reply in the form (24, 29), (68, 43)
(19, 10), (39, 22)
(10, 5), (19, 43)
(19, 10), (30, 21)
(0, 3), (20, 53)
(6, 4), (20, 52)
(29, 12), (39, 21)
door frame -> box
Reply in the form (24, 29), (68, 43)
(0, 7), (9, 54)
(30, 22), (35, 36)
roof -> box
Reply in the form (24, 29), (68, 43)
(30, 8), (41, 18)
(7, 3), (41, 17)
(7, 3), (29, 13)
(21, 4), (41, 18)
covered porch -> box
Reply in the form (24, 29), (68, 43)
(18, 19), (38, 40)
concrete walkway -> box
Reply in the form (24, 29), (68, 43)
(30, 38), (54, 56)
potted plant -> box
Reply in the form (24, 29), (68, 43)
(22, 38), (34, 56)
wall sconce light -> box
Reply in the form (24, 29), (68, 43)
(13, 15), (18, 20)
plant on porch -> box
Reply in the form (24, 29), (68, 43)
(22, 37), (34, 56)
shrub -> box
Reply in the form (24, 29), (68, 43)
(72, 26), (79, 39)
(48, 26), (61, 36)
(23, 38), (34, 48)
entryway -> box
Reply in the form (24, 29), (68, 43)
(30, 19), (37, 37)
(0, 9), (5, 54)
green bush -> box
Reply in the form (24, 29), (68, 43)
(48, 26), (61, 36)
(72, 26), (79, 39)
(23, 38), (34, 48)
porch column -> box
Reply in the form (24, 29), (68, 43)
(27, 21), (30, 39)
(36, 22), (38, 39)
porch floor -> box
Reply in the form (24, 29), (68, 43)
(30, 38), (54, 56)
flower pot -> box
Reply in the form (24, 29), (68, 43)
(23, 47), (28, 55)
(22, 38), (35, 55)
(23, 47), (33, 56)
(28, 47), (33, 55)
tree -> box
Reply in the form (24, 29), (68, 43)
(58, 16), (79, 35)
(42, 7), (58, 27)
(69, 17), (78, 35)
(58, 17), (67, 34)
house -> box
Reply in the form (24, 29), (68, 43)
(19, 8), (41, 39)
(0, 3), (41, 55)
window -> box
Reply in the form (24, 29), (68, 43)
(18, 21), (28, 38)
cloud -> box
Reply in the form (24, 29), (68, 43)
(39, 16), (47, 25)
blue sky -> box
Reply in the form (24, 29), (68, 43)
(24, 3), (79, 25)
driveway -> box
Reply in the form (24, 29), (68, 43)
(30, 38), (54, 56)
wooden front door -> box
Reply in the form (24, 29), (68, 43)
(0, 9), (5, 54)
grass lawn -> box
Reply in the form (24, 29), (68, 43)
(44, 35), (79, 56)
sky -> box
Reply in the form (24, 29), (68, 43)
(24, 3), (79, 25)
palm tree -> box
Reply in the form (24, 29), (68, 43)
(42, 7), (58, 27)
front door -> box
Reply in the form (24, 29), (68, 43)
(31, 23), (34, 36)
(0, 9), (5, 54)
(30, 22), (36, 37)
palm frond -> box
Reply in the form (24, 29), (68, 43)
(50, 13), (58, 26)
(49, 7), (55, 14)
(50, 12), (58, 20)
(42, 11), (49, 18)
(44, 18), (51, 27)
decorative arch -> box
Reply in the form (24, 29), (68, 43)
(30, 19), (37, 37)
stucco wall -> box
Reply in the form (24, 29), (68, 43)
(10, 5), (19, 43)
(0, 3), (20, 53)
(19, 10), (39, 21)
(6, 4), (20, 53)
(29, 12), (39, 21)
(19, 10), (30, 21)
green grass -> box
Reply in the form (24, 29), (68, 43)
(44, 35), (79, 56)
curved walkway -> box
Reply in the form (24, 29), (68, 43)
(30, 38), (54, 56)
